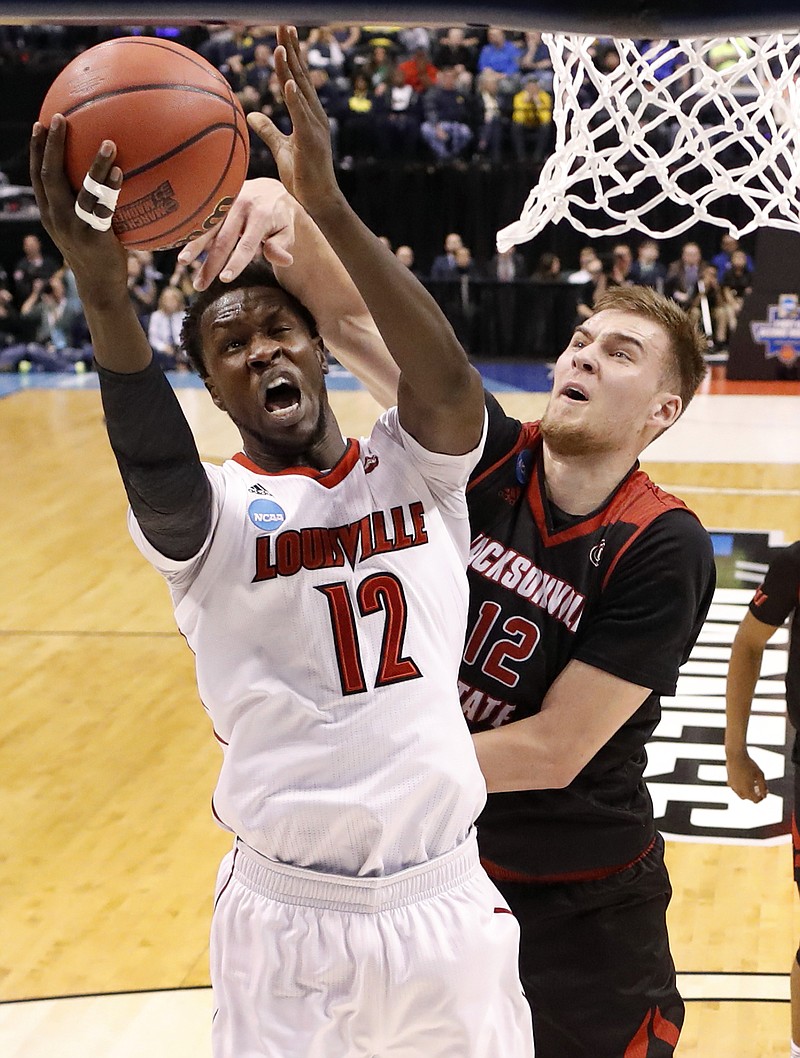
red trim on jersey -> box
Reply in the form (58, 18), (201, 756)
(212, 727), (229, 746)
(481, 836), (656, 883)
(232, 438), (361, 488)
(600, 475), (692, 590)
(467, 421), (538, 492)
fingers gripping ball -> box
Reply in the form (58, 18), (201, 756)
(39, 37), (250, 251)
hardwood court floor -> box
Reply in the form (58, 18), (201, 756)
(1, 377), (798, 1057)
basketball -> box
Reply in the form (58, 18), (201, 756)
(38, 36), (250, 251)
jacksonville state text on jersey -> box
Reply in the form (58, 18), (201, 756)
(462, 394), (715, 877)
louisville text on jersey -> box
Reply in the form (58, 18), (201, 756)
(253, 502), (428, 581)
(468, 533), (586, 631)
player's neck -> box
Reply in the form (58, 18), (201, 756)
(242, 427), (348, 474)
(541, 443), (637, 515)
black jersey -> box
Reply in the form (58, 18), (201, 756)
(463, 393), (716, 877)
(748, 542), (800, 761)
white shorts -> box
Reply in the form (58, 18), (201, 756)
(210, 830), (534, 1058)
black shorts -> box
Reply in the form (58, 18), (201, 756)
(490, 833), (683, 1058)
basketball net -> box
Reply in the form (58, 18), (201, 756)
(496, 34), (800, 249)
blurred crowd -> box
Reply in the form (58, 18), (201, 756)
(0, 23), (765, 369)
(0, 225), (754, 371)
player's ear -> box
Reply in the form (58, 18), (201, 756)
(204, 377), (227, 411)
(650, 391), (682, 431)
(316, 337), (329, 375)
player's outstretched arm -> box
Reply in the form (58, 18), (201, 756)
(473, 660), (653, 791)
(30, 117), (211, 560)
(248, 25), (484, 457)
(30, 117), (149, 373)
(725, 611), (774, 802)
(180, 177), (399, 410)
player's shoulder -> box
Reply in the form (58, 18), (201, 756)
(765, 540), (800, 578)
(470, 390), (535, 483)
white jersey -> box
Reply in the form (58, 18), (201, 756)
(130, 407), (488, 877)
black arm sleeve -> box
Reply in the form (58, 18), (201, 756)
(97, 360), (212, 561)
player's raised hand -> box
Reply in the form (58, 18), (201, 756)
(246, 25), (339, 217)
(30, 115), (127, 293)
(178, 178), (296, 291)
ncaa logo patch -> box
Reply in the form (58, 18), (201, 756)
(248, 498), (286, 532)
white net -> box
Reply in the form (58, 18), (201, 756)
(497, 34), (800, 249)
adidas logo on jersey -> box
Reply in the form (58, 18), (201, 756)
(248, 483), (272, 496)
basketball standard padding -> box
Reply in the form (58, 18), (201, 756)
(39, 37), (250, 251)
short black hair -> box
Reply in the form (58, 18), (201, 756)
(180, 259), (319, 378)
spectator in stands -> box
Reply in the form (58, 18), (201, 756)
(220, 51), (248, 93)
(607, 243), (634, 288)
(245, 42), (274, 97)
(438, 244), (481, 354)
(721, 248), (753, 303)
(364, 44), (395, 89)
(665, 240), (707, 309)
(720, 249), (753, 336)
(398, 26), (434, 56)
(147, 286), (188, 371)
(531, 251), (563, 283)
(566, 246), (600, 285)
(420, 66), (475, 162)
(398, 46), (438, 94)
(711, 233), (754, 277)
(575, 256), (608, 320)
(519, 31), (554, 91)
(510, 76), (553, 163)
(433, 27), (480, 90)
(477, 27), (522, 89)
(304, 68), (345, 164)
(20, 271), (83, 352)
(690, 263), (732, 349)
(126, 252), (157, 326)
(261, 70), (293, 136)
(330, 25), (362, 67)
(341, 71), (378, 162)
(200, 25), (257, 69)
(429, 232), (464, 279)
(486, 245), (527, 282)
(306, 26), (347, 82)
(373, 66), (422, 159)
(0, 276), (21, 346)
(395, 244), (422, 277)
(167, 255), (204, 300)
(629, 238), (667, 292)
(474, 69), (509, 164)
(12, 233), (59, 307)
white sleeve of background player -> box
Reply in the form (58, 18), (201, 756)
(376, 405), (487, 518)
(126, 462), (225, 584)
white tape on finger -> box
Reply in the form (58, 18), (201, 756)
(82, 173), (120, 210)
(74, 201), (113, 232)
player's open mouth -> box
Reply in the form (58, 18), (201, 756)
(562, 384), (589, 402)
(264, 377), (302, 418)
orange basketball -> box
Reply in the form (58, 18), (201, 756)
(39, 36), (250, 251)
